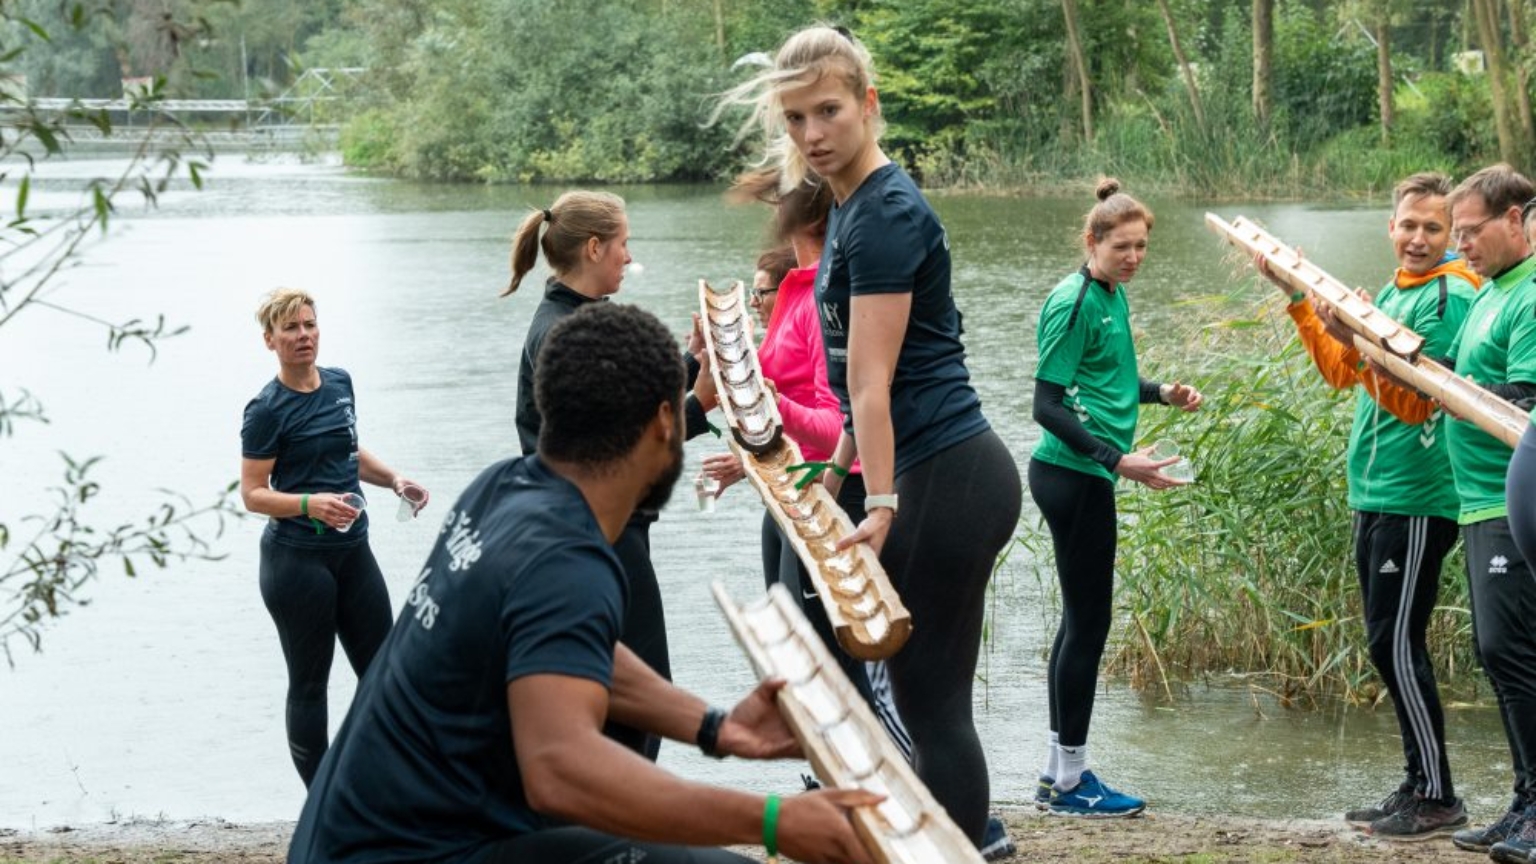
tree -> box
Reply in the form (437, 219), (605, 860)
(1060, 0), (1092, 141)
(1253, 0), (1274, 130)
(1155, 0), (1206, 136)
(0, 2), (242, 663)
(1470, 0), (1527, 169)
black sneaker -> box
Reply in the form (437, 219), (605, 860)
(1367, 795), (1468, 841)
(979, 815), (1015, 861)
(1345, 785), (1415, 827)
(1452, 802), (1530, 853)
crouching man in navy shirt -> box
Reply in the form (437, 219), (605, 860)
(288, 303), (877, 864)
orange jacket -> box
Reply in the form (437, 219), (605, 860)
(1286, 258), (1482, 425)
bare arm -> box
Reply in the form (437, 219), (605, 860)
(509, 672), (878, 862)
(239, 456), (358, 529)
(358, 448), (431, 512)
(834, 292), (909, 555)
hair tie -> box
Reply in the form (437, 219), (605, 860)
(542, 208), (553, 223)
(833, 24), (854, 42)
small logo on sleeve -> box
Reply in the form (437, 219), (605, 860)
(1490, 555), (1510, 574)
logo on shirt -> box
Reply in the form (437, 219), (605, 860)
(406, 567), (440, 630)
(821, 301), (845, 336)
(441, 510), (485, 573)
(1491, 555), (1510, 574)
(1065, 384), (1089, 418)
(1419, 411), (1440, 448)
(1379, 559), (1400, 575)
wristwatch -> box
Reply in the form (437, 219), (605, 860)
(865, 493), (899, 515)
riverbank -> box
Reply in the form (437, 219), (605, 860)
(0, 808), (1474, 863)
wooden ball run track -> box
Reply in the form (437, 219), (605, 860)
(714, 582), (984, 864)
(698, 278), (911, 661)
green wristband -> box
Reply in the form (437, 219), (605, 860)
(763, 794), (780, 859)
(1289, 291), (1306, 304)
(300, 493), (310, 516)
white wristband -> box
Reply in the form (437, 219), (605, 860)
(865, 493), (899, 515)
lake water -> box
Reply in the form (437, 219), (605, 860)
(0, 156), (1517, 830)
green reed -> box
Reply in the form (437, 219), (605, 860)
(1084, 303), (1477, 703)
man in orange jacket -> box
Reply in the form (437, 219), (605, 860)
(1260, 172), (1480, 841)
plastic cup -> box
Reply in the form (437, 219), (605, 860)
(695, 474), (720, 514)
(396, 484), (427, 522)
(1150, 440), (1195, 483)
(336, 492), (366, 533)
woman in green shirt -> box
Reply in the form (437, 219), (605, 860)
(1028, 179), (1203, 818)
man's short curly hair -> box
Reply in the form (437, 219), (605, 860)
(535, 304), (684, 466)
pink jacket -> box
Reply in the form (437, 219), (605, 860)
(758, 265), (851, 468)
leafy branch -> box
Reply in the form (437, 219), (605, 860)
(0, 454), (245, 665)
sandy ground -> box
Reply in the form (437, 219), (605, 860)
(0, 807), (1482, 863)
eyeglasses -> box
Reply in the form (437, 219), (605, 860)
(1523, 197), (1536, 223)
(1451, 212), (1501, 246)
(750, 286), (779, 302)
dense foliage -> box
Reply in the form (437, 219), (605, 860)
(14, 0), (1533, 191)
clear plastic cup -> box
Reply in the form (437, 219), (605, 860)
(336, 492), (366, 533)
(396, 484), (427, 522)
(1150, 440), (1195, 483)
(695, 474), (720, 513)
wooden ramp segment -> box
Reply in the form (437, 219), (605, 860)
(1204, 212), (1425, 361)
(1351, 336), (1529, 448)
(1205, 214), (1528, 449)
(700, 279), (911, 661)
(713, 583), (983, 864)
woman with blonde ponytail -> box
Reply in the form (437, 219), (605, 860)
(716, 25), (1022, 851)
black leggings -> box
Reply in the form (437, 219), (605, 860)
(882, 430), (1020, 843)
(605, 518), (671, 761)
(259, 533), (392, 786)
(760, 473), (876, 710)
(1508, 423), (1536, 566)
(1353, 511), (1459, 801)
(1028, 458), (1116, 750)
(465, 827), (751, 864)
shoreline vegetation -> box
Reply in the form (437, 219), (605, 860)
(0, 809), (1474, 863)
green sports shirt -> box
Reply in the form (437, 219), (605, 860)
(1347, 274), (1475, 519)
(1032, 269), (1139, 481)
(1447, 255), (1536, 523)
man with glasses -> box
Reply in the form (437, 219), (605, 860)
(1425, 164), (1536, 861)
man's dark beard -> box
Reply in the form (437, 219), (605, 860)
(636, 421), (685, 512)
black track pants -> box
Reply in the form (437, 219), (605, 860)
(1353, 511), (1459, 800)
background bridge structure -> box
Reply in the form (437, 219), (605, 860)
(18, 68), (364, 150)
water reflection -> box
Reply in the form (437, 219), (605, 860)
(0, 158), (1513, 829)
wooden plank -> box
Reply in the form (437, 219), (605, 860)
(728, 437), (911, 661)
(699, 277), (910, 660)
(713, 583), (983, 864)
(1351, 335), (1527, 448)
(1204, 212), (1425, 361)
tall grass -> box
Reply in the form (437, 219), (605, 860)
(1053, 299), (1478, 703)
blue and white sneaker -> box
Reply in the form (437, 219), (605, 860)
(1033, 775), (1054, 810)
(1046, 770), (1146, 818)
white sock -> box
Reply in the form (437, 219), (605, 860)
(1056, 743), (1088, 792)
(1042, 731), (1060, 780)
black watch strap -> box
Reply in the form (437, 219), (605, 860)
(696, 706), (727, 759)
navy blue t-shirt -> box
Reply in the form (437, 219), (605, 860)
(815, 162), (989, 477)
(241, 367), (366, 546)
(288, 455), (628, 864)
